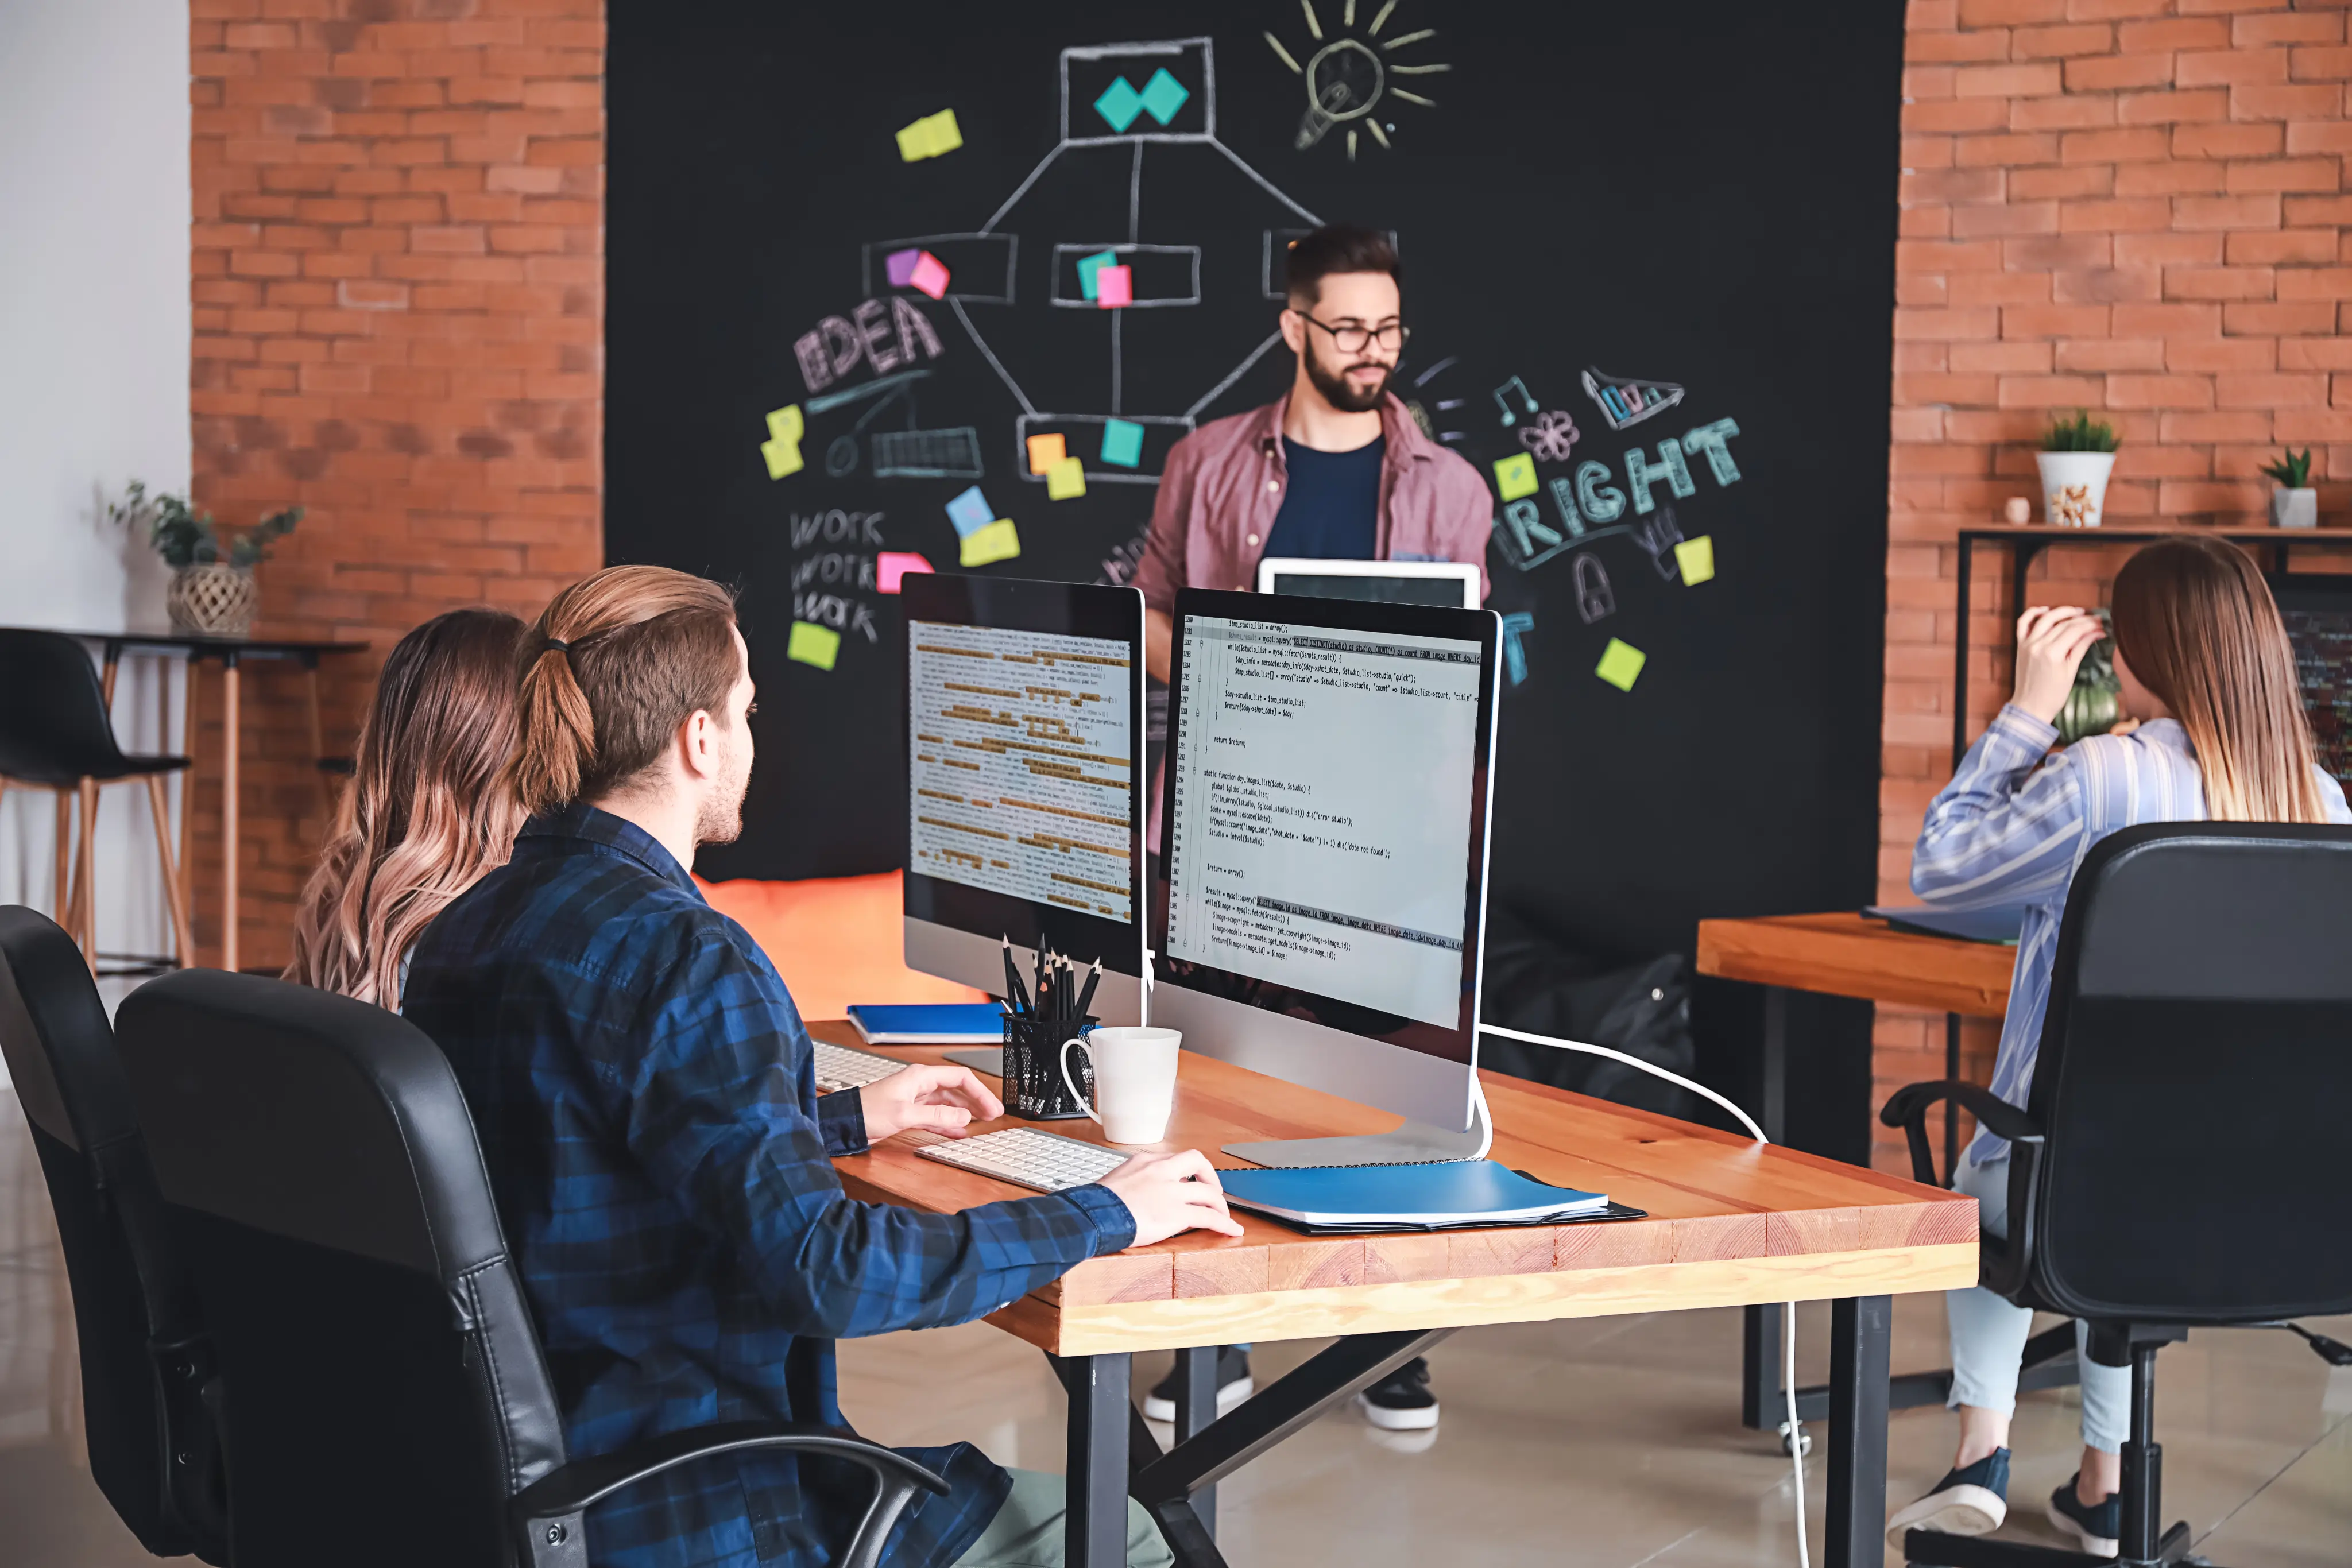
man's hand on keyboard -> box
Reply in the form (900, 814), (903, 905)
(859, 1064), (1004, 1143)
(1100, 1149), (1245, 1246)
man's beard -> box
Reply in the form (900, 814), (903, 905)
(695, 738), (753, 846)
(1303, 350), (1391, 414)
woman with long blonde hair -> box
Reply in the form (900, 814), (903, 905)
(1889, 536), (2349, 1556)
(286, 607), (528, 1008)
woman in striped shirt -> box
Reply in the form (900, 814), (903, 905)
(1887, 537), (2349, 1558)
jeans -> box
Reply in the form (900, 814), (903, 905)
(950, 1470), (1174, 1568)
(1947, 1152), (2128, 1454)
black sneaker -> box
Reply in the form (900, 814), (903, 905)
(2046, 1475), (2121, 1559)
(1142, 1347), (1252, 1424)
(1886, 1447), (2009, 1547)
(1357, 1357), (1440, 1431)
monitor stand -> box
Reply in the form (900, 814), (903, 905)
(1223, 1078), (1492, 1168)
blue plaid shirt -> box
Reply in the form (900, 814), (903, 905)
(404, 806), (1135, 1568)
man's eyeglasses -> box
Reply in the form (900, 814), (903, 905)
(1290, 311), (1410, 355)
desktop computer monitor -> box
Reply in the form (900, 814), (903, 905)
(2272, 575), (2352, 792)
(1152, 588), (1503, 1164)
(900, 573), (1148, 1025)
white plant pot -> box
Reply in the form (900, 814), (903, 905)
(2037, 451), (2117, 528)
(2273, 487), (2318, 529)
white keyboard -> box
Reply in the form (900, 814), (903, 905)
(914, 1127), (1131, 1193)
(811, 1040), (907, 1094)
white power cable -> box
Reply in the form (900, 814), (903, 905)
(1480, 1022), (1811, 1568)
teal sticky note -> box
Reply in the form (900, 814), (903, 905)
(1077, 249), (1117, 301)
(1094, 77), (1143, 134)
(1100, 418), (1144, 468)
(1138, 68), (1190, 126)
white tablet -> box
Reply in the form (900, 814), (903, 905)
(1255, 556), (1481, 609)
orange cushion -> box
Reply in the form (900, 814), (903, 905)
(694, 870), (985, 1024)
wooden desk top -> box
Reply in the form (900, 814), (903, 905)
(1695, 913), (2016, 1019)
(815, 1020), (1978, 1356)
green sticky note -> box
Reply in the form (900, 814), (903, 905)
(1077, 249), (1118, 301)
(1595, 638), (1646, 692)
(760, 404), (804, 479)
(1100, 418), (1144, 468)
(896, 109), (961, 162)
(1674, 535), (1715, 586)
(787, 620), (840, 671)
(959, 517), (1021, 567)
(1046, 455), (1087, 500)
(1493, 453), (1538, 502)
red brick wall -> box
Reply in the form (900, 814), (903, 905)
(188, 0), (605, 969)
(1879, 0), (2352, 1168)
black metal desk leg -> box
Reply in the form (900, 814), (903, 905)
(1061, 1352), (1134, 1568)
(1827, 1295), (1891, 1568)
(1172, 1346), (1219, 1536)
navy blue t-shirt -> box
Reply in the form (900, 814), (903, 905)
(1262, 436), (1384, 560)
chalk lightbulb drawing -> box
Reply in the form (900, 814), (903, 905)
(1265, 0), (1448, 161)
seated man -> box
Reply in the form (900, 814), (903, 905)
(404, 564), (1240, 1568)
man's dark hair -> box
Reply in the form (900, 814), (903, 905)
(1283, 223), (1401, 308)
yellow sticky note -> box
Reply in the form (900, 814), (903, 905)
(960, 517), (1021, 567)
(761, 404), (804, 479)
(1026, 432), (1066, 474)
(787, 620), (840, 671)
(1493, 453), (1538, 502)
(1674, 535), (1715, 586)
(896, 109), (962, 161)
(1595, 638), (1646, 692)
(1046, 455), (1087, 500)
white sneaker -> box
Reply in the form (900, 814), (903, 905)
(1886, 1449), (2010, 1549)
(1142, 1349), (1251, 1423)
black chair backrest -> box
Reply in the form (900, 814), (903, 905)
(0, 906), (222, 1559)
(0, 629), (131, 785)
(117, 969), (566, 1568)
(2026, 822), (2352, 1323)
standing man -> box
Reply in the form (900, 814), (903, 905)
(1134, 222), (1492, 683)
(1132, 224), (1481, 1434)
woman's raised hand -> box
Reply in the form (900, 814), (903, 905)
(2010, 605), (2107, 725)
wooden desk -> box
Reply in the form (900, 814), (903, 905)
(817, 1019), (1977, 1568)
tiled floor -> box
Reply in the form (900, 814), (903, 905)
(3, 1085), (2345, 1566)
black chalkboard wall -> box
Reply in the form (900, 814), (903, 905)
(608, 1), (1904, 1158)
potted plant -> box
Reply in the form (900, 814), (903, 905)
(2057, 609), (2122, 744)
(109, 481), (303, 637)
(2037, 411), (2119, 529)
(2261, 448), (2318, 530)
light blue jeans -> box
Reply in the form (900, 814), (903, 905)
(1947, 1152), (2127, 1453)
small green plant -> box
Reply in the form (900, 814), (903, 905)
(2261, 448), (2314, 489)
(2043, 410), (2120, 454)
(109, 481), (302, 569)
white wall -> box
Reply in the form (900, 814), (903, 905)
(0, 0), (192, 1041)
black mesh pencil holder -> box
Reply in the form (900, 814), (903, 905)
(1002, 1013), (1096, 1120)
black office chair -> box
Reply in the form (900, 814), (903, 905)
(1882, 823), (2352, 1568)
(114, 967), (947, 1568)
(0, 630), (194, 970)
(0, 906), (227, 1561)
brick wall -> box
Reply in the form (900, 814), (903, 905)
(188, 0), (605, 970)
(1879, 0), (2352, 1168)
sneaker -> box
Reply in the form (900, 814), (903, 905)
(1886, 1448), (2010, 1548)
(1357, 1357), (1440, 1431)
(1142, 1347), (1251, 1424)
(2045, 1475), (2121, 1559)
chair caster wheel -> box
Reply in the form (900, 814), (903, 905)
(1777, 1420), (1811, 1457)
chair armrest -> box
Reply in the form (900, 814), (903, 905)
(1878, 1079), (2043, 1187)
(512, 1421), (950, 1568)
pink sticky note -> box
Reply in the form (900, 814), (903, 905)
(885, 248), (922, 288)
(877, 551), (935, 594)
(909, 251), (950, 300)
(1096, 264), (1131, 308)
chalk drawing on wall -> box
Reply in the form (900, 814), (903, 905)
(1572, 553), (1615, 624)
(1581, 367), (1685, 431)
(872, 427), (985, 479)
(1491, 375), (1537, 428)
(1499, 611), (1534, 685)
(1519, 408), (1579, 463)
(1264, 1), (1449, 163)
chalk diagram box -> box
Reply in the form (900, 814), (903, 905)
(1049, 244), (1202, 308)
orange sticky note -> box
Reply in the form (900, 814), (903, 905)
(1026, 433), (1066, 474)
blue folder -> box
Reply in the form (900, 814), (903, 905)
(1219, 1160), (1634, 1234)
(847, 1002), (1006, 1044)
(1863, 904), (2026, 946)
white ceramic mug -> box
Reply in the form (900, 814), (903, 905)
(1059, 1026), (1182, 1145)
